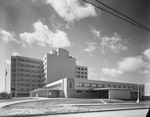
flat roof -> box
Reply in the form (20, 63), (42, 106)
(30, 87), (62, 92)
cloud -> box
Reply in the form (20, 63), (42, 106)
(88, 67), (98, 79)
(76, 61), (84, 66)
(90, 27), (100, 38)
(12, 52), (20, 56)
(0, 29), (20, 44)
(140, 69), (149, 74)
(101, 56), (148, 77)
(44, 0), (97, 22)
(102, 68), (123, 77)
(84, 42), (97, 52)
(20, 20), (71, 48)
(100, 33), (128, 54)
(89, 27), (128, 54)
(5, 59), (11, 65)
(143, 48), (150, 60)
(118, 56), (145, 72)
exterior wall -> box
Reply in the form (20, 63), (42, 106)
(130, 92), (137, 100)
(75, 65), (88, 79)
(33, 90), (48, 97)
(140, 84), (145, 99)
(48, 90), (59, 98)
(73, 78), (139, 92)
(11, 56), (44, 97)
(57, 48), (69, 57)
(65, 78), (97, 98)
(109, 90), (130, 99)
(30, 90), (59, 98)
(45, 49), (76, 84)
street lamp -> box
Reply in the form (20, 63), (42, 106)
(136, 68), (140, 103)
(136, 63), (149, 103)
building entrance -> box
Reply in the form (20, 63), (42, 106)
(97, 90), (108, 99)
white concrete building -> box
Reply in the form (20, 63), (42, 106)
(30, 77), (145, 100)
(10, 48), (145, 99)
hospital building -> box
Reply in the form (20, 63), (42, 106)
(11, 48), (144, 100)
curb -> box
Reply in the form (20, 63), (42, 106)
(1, 106), (149, 117)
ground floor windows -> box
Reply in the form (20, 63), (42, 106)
(76, 90), (82, 93)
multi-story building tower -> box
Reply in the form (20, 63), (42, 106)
(42, 48), (77, 85)
(11, 56), (44, 97)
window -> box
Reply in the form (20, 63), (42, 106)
(98, 84), (103, 88)
(92, 84), (96, 87)
(142, 87), (144, 91)
(11, 88), (15, 91)
(85, 83), (89, 87)
(77, 82), (82, 87)
(76, 90), (82, 93)
(69, 82), (73, 88)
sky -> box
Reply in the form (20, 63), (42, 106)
(0, 0), (150, 95)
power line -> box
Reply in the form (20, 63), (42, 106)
(82, 0), (150, 32)
(95, 0), (150, 31)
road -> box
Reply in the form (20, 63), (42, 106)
(38, 109), (149, 117)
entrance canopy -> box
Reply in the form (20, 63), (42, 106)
(94, 88), (131, 91)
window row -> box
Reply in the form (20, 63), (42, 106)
(76, 67), (87, 71)
(17, 63), (42, 69)
(76, 75), (87, 78)
(17, 58), (41, 64)
(18, 88), (35, 91)
(17, 68), (42, 74)
(17, 83), (41, 87)
(76, 71), (87, 74)
(76, 90), (95, 93)
(77, 82), (138, 90)
(17, 78), (42, 82)
(17, 73), (41, 78)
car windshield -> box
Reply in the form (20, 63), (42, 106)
(0, 0), (150, 116)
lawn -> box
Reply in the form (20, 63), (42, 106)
(0, 98), (148, 116)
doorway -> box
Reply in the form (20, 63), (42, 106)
(97, 90), (108, 99)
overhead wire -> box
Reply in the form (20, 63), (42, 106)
(95, 0), (150, 31)
(82, 0), (150, 32)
